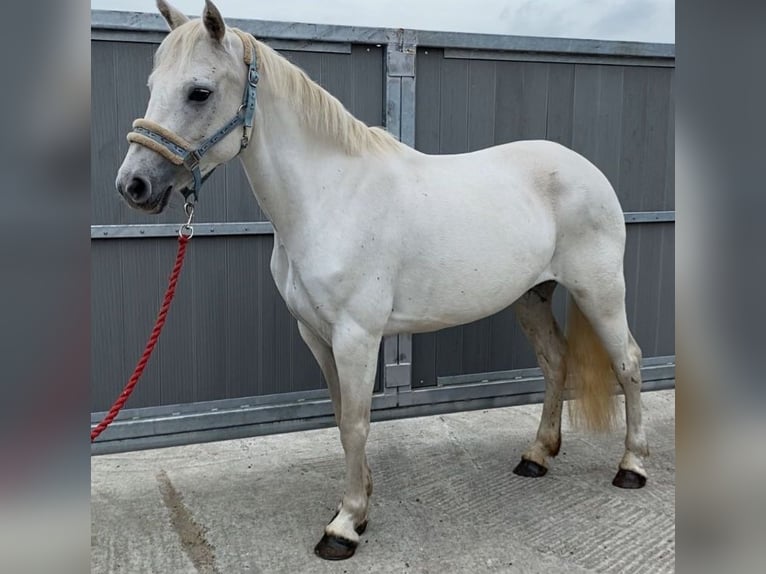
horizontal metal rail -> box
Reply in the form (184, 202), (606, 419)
(623, 211), (675, 223)
(91, 28), (353, 54)
(90, 211), (674, 239)
(416, 30), (674, 59)
(91, 357), (674, 454)
(91, 10), (674, 60)
(91, 391), (397, 454)
(442, 47), (675, 67)
(91, 221), (274, 239)
(91, 387), (333, 423)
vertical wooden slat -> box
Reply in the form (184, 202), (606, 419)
(224, 236), (261, 399)
(439, 58), (469, 153)
(411, 331), (437, 388)
(91, 42), (121, 225)
(152, 237), (194, 404)
(467, 60), (496, 151)
(545, 63), (575, 148)
(91, 241), (126, 410)
(351, 45), (386, 127)
(415, 49), (442, 153)
(656, 222), (675, 356)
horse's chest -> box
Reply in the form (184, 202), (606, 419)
(270, 240), (334, 338)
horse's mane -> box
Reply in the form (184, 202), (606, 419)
(253, 38), (402, 155)
(154, 21), (402, 155)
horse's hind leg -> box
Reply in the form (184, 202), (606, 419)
(512, 280), (567, 478)
(568, 277), (649, 489)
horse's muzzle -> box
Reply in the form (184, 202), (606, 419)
(117, 175), (151, 204)
(116, 170), (174, 214)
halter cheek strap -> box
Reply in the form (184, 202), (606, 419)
(126, 28), (259, 203)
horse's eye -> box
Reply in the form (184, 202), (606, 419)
(188, 88), (212, 102)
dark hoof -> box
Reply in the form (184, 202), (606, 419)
(612, 468), (647, 489)
(314, 533), (358, 560)
(314, 518), (368, 560)
(513, 458), (548, 478)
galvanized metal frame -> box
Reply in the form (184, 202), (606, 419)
(90, 212), (674, 239)
(91, 28), (353, 54)
(92, 221), (274, 238)
(92, 356), (674, 454)
(382, 30), (417, 396)
(91, 10), (674, 59)
(441, 48), (674, 68)
(91, 10), (675, 454)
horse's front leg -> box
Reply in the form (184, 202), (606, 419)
(314, 320), (380, 560)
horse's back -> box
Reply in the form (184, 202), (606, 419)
(398, 138), (625, 262)
(383, 140), (625, 333)
(418, 139), (627, 257)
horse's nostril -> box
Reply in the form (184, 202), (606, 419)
(125, 176), (151, 203)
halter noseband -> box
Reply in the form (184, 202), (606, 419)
(126, 29), (259, 203)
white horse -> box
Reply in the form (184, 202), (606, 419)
(116, 0), (649, 560)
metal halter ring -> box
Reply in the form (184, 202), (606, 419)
(179, 224), (194, 239)
(179, 202), (195, 238)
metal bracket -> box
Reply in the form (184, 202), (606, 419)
(385, 30), (417, 147)
(384, 364), (412, 388)
(386, 29), (417, 77)
(383, 333), (413, 391)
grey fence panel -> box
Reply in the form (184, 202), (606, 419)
(415, 49), (674, 212)
(93, 236), (304, 410)
(91, 34), (387, 413)
(92, 235), (386, 411)
(616, 66), (675, 212)
(411, 48), (674, 388)
(572, 64), (625, 192)
(91, 12), (673, 450)
(623, 222), (676, 357)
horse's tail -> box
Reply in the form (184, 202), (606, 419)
(565, 295), (618, 432)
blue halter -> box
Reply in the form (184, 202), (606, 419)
(127, 31), (259, 203)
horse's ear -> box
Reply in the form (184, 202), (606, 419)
(202, 0), (226, 43)
(156, 0), (189, 30)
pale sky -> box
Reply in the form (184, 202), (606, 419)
(91, 0), (675, 44)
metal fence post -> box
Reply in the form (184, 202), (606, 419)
(383, 29), (417, 395)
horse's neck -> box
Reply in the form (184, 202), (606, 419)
(237, 83), (358, 241)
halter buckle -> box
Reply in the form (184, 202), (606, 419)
(183, 150), (201, 171)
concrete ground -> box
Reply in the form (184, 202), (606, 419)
(91, 390), (675, 573)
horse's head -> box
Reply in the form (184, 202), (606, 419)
(116, 0), (255, 213)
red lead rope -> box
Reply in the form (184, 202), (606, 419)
(91, 234), (191, 442)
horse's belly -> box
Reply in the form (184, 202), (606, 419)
(387, 233), (555, 334)
(386, 276), (539, 335)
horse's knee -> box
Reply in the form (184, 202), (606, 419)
(339, 419), (369, 451)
